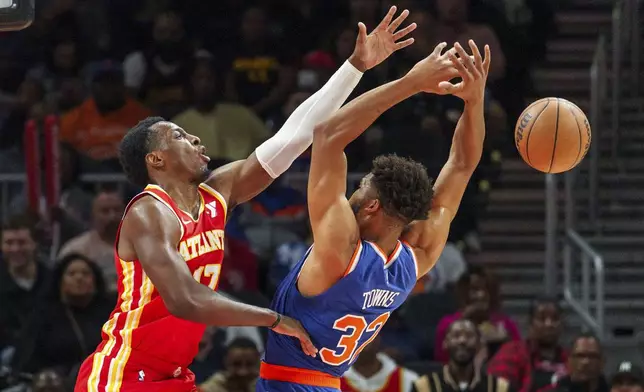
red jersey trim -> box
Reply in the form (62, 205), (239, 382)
(145, 184), (206, 223)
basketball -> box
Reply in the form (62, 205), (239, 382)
(514, 97), (592, 174)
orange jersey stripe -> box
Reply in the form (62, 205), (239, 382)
(260, 362), (341, 389)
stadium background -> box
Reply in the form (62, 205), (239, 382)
(0, 0), (642, 391)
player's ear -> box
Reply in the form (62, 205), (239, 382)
(364, 199), (380, 213)
(146, 151), (164, 169)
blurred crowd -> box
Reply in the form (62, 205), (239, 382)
(2, 1), (637, 392)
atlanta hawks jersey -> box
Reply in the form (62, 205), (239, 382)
(258, 240), (419, 392)
(75, 183), (227, 392)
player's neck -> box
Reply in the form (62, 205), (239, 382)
(371, 229), (402, 259)
(156, 181), (201, 218)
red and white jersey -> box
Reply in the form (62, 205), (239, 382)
(84, 183), (227, 391)
(341, 354), (418, 392)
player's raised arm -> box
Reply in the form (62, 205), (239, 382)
(298, 43), (459, 295)
(120, 196), (317, 356)
(402, 40), (490, 277)
(206, 6), (417, 210)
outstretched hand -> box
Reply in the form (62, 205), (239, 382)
(350, 6), (417, 72)
(436, 40), (491, 103)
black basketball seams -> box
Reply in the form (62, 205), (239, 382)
(525, 99), (551, 168)
(546, 98), (560, 173)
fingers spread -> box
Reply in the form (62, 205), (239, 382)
(377, 6), (397, 30)
(393, 22), (416, 41)
(357, 22), (368, 43)
(395, 37), (415, 50)
(433, 42), (448, 56)
(483, 44), (491, 74)
(388, 9), (410, 33)
(448, 50), (471, 80)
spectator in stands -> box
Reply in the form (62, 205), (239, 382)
(123, 11), (195, 118)
(342, 335), (418, 392)
(224, 6), (297, 119)
(31, 369), (65, 392)
(435, 265), (520, 363)
(172, 57), (269, 162)
(414, 242), (467, 294)
(0, 214), (51, 358)
(611, 362), (644, 392)
(220, 235), (259, 293)
(487, 296), (568, 392)
(548, 334), (607, 392)
(238, 178), (308, 261)
(11, 254), (114, 377)
(58, 189), (124, 292)
(199, 338), (260, 392)
(433, 0), (506, 82)
(413, 319), (513, 392)
(26, 38), (85, 113)
(59, 60), (151, 170)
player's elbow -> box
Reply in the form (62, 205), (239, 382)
(165, 292), (199, 321)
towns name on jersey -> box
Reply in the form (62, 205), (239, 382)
(362, 289), (400, 310)
(179, 229), (225, 261)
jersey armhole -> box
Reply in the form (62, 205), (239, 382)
(116, 192), (185, 262)
(401, 241), (420, 280)
(342, 240), (364, 277)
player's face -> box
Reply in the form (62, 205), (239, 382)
(149, 122), (210, 184)
(444, 320), (479, 365)
(225, 347), (260, 387)
(61, 259), (96, 298)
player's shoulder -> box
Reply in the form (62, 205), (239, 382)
(123, 194), (180, 232)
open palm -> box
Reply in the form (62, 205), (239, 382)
(352, 6), (417, 71)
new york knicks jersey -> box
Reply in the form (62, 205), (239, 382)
(75, 183), (227, 392)
(259, 240), (419, 391)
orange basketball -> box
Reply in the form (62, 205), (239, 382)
(514, 97), (592, 173)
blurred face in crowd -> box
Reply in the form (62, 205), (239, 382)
(467, 273), (490, 311)
(32, 370), (64, 392)
(444, 319), (480, 366)
(1, 228), (36, 270)
(191, 61), (217, 107)
(436, 0), (468, 24)
(153, 12), (185, 62)
(61, 259), (96, 302)
(568, 337), (603, 383)
(612, 377), (644, 392)
(241, 7), (268, 43)
(225, 345), (260, 389)
(53, 41), (78, 73)
(336, 28), (356, 60)
(92, 191), (124, 238)
(529, 302), (562, 347)
(92, 73), (126, 114)
(354, 335), (381, 366)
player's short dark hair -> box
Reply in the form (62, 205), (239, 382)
(529, 295), (562, 320)
(370, 154), (433, 224)
(119, 116), (166, 187)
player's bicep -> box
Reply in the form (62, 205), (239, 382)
(122, 200), (196, 312)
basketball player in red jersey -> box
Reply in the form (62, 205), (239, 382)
(74, 7), (416, 392)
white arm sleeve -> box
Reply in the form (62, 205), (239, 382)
(255, 61), (363, 178)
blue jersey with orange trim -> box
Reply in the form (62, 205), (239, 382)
(75, 183), (228, 392)
(262, 240), (419, 379)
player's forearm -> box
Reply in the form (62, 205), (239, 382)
(447, 100), (486, 170)
(174, 286), (278, 327)
(255, 61), (363, 178)
(315, 77), (418, 148)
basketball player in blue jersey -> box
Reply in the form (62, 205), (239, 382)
(257, 39), (491, 392)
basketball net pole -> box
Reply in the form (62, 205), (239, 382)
(544, 173), (557, 296)
(44, 115), (61, 259)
